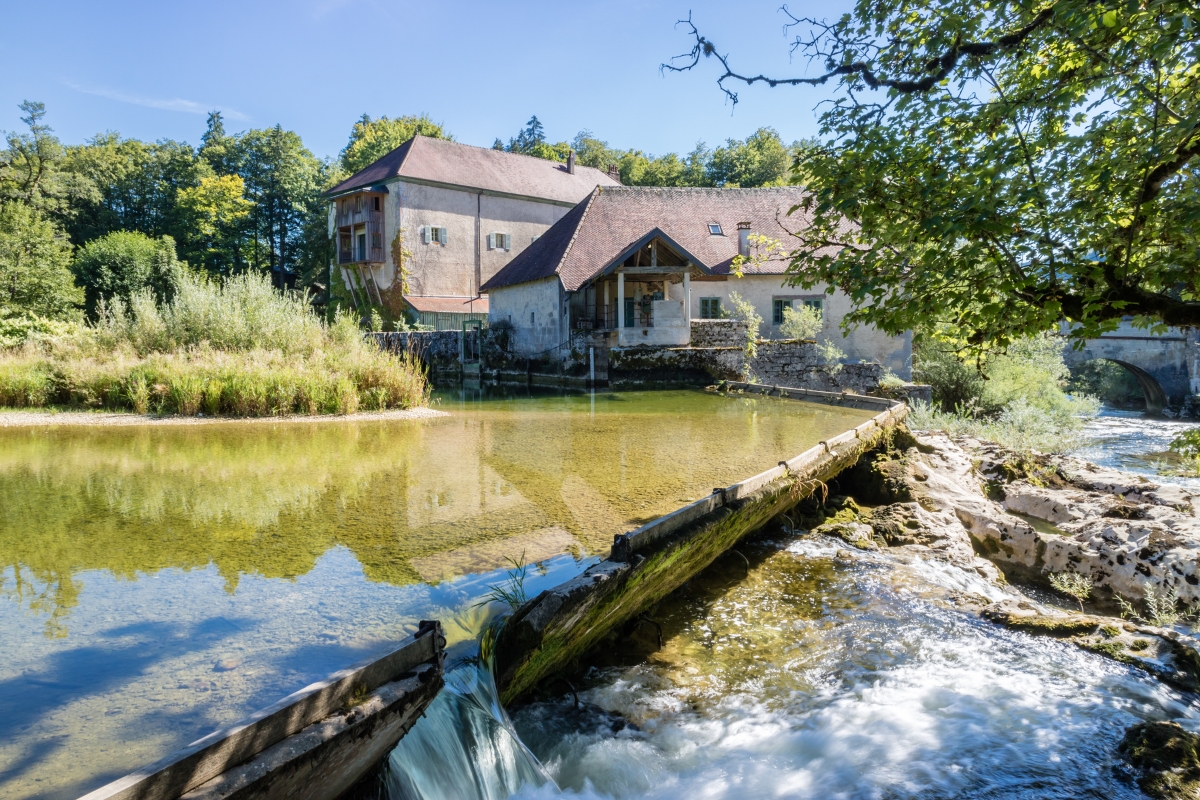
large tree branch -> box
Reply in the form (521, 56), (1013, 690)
(663, 5), (1061, 107)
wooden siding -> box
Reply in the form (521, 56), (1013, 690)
(336, 192), (386, 264)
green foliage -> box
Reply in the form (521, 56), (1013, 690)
(340, 113), (452, 175)
(1049, 571), (1093, 611)
(1169, 429), (1200, 464)
(1069, 360), (1145, 407)
(713, 0), (1200, 355)
(73, 230), (184, 313)
(0, 201), (83, 323)
(780, 303), (823, 340)
(727, 292), (762, 380)
(475, 552), (530, 611)
(909, 397), (1087, 454)
(0, 101), (75, 214)
(0, 271), (429, 416)
(570, 127), (806, 187)
(176, 175), (253, 273)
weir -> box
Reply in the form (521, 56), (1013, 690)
(63, 384), (906, 800)
(491, 383), (907, 704)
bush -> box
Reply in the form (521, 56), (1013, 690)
(0, 271), (429, 416)
(0, 202), (84, 330)
(780, 304), (823, 340)
(73, 231), (183, 314)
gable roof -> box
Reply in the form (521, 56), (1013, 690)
(481, 186), (836, 293)
(325, 136), (620, 203)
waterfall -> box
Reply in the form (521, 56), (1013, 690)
(382, 661), (554, 800)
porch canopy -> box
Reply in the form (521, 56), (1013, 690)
(572, 228), (711, 336)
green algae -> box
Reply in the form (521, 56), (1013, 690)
(493, 423), (896, 705)
(1120, 721), (1200, 800)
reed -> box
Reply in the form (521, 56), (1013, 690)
(0, 272), (429, 416)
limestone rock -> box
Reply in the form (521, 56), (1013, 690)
(905, 433), (1200, 606)
(1119, 721), (1200, 800)
(811, 520), (878, 550)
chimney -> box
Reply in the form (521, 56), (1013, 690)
(606, 162), (621, 184)
(737, 222), (751, 258)
(566, 149), (576, 175)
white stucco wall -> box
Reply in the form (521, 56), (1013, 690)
(488, 276), (566, 357)
(690, 275), (912, 378)
(330, 182), (578, 300)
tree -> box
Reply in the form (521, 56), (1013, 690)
(73, 230), (183, 312)
(666, 1), (1200, 353)
(0, 202), (82, 319)
(62, 133), (205, 247)
(0, 101), (80, 215)
(339, 113), (452, 175)
(235, 125), (323, 286)
(706, 128), (793, 187)
(176, 174), (252, 273)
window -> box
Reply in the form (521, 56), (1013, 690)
(708, 223), (723, 236)
(488, 232), (511, 251)
(424, 226), (448, 245)
(530, 311), (535, 325)
(802, 298), (823, 311)
(354, 196), (361, 213)
(699, 297), (722, 319)
(772, 298), (793, 325)
(372, 196), (381, 211)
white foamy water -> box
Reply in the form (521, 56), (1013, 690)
(1073, 408), (1200, 488)
(502, 541), (1197, 799)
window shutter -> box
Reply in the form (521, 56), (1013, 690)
(422, 226), (431, 244)
(487, 233), (494, 250)
(503, 234), (510, 250)
(440, 227), (448, 245)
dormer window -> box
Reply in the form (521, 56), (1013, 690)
(708, 223), (723, 235)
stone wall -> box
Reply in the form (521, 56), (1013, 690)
(689, 319), (747, 348)
(750, 340), (884, 393)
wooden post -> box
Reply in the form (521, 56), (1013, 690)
(617, 272), (625, 335)
(604, 280), (610, 327)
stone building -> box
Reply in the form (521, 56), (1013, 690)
(480, 186), (912, 377)
(324, 136), (620, 329)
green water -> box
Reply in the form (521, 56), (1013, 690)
(0, 388), (871, 800)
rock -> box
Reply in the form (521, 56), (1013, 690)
(902, 433), (1200, 606)
(864, 501), (977, 567)
(1119, 721), (1200, 800)
(980, 600), (1200, 691)
(812, 520), (878, 550)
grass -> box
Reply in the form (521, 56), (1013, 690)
(908, 397), (1093, 454)
(0, 272), (429, 417)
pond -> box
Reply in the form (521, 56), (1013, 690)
(0, 388), (871, 800)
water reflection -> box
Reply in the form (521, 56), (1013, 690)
(0, 389), (868, 800)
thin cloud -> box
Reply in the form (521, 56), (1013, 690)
(64, 81), (249, 122)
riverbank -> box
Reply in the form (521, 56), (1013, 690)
(0, 405), (447, 428)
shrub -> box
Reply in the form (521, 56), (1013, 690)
(74, 231), (183, 314)
(780, 304), (823, 340)
(0, 270), (429, 417)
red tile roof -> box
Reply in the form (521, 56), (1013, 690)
(325, 136), (620, 204)
(403, 295), (489, 314)
(481, 186), (837, 292)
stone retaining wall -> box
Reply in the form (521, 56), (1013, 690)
(688, 319), (747, 348)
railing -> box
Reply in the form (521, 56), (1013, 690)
(574, 303), (658, 330)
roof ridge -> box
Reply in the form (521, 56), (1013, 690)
(554, 186), (602, 277)
(415, 135), (611, 175)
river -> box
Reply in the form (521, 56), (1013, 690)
(374, 407), (1200, 800)
(0, 389), (868, 800)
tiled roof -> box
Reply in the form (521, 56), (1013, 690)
(325, 136), (620, 203)
(481, 186), (836, 292)
(403, 295), (489, 314)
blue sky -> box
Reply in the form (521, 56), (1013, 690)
(1, 0), (853, 160)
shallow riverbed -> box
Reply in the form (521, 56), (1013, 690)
(0, 388), (868, 800)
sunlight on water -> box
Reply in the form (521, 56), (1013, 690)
(0, 389), (866, 800)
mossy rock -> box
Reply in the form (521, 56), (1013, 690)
(811, 520), (878, 550)
(1119, 721), (1200, 800)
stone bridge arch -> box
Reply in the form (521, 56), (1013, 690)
(1061, 324), (1194, 413)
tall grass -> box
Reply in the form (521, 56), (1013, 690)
(0, 271), (429, 416)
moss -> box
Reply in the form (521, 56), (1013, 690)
(1131, 638), (1152, 652)
(494, 424), (893, 704)
(1119, 721), (1200, 800)
(985, 611), (1101, 637)
(1083, 638), (1135, 662)
(1100, 625), (1121, 639)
